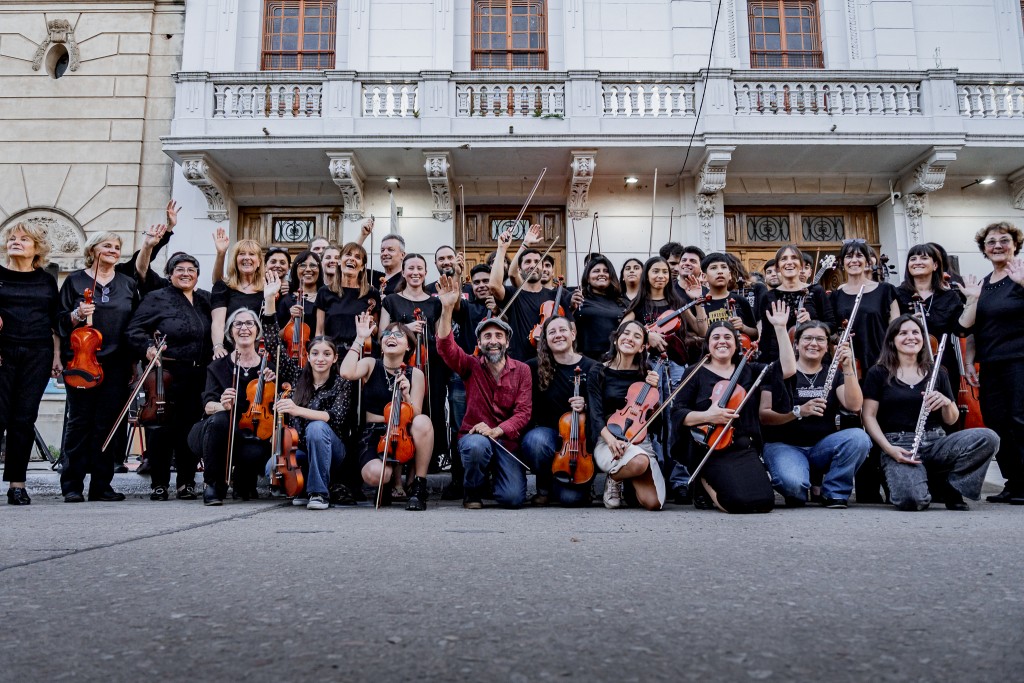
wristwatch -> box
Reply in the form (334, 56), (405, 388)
(792, 406), (803, 420)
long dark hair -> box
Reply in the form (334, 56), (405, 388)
(876, 314), (933, 383)
(395, 253), (428, 293)
(288, 249), (323, 294)
(604, 320), (649, 369)
(580, 255), (622, 299)
(535, 315), (575, 391)
(704, 320), (745, 365)
(624, 256), (684, 324)
(898, 243), (944, 296)
(292, 335), (340, 407)
(619, 257), (644, 287)
(331, 242), (369, 298)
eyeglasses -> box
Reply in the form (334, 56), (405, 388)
(298, 263), (320, 270)
(172, 267), (198, 275)
(99, 286), (109, 304)
(843, 238), (866, 245)
(984, 237), (1014, 248)
(801, 336), (829, 344)
(231, 321), (257, 329)
(381, 329), (406, 339)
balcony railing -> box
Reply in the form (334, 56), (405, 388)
(363, 81), (419, 117)
(212, 77), (324, 118)
(601, 82), (696, 117)
(958, 79), (1024, 118)
(734, 74), (921, 116)
(456, 82), (565, 117)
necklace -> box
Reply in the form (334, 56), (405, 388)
(382, 364), (402, 390)
(897, 367), (923, 386)
(797, 367), (822, 386)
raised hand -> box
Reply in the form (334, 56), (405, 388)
(361, 216), (375, 239)
(454, 252), (466, 278)
(436, 274), (462, 308)
(1007, 257), (1024, 286)
(143, 224), (167, 249)
(523, 224), (543, 247)
(263, 271), (282, 299)
(954, 274), (982, 301)
(165, 200), (181, 230)
(212, 227), (230, 255)
(354, 311), (376, 339)
(497, 227), (514, 249)
(766, 300), (791, 328)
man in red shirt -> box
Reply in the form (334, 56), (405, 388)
(435, 275), (532, 509)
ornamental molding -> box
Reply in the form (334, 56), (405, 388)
(1, 209), (85, 271)
(326, 152), (365, 220)
(697, 146), (734, 195)
(180, 153), (229, 222)
(846, 0), (861, 60)
(568, 150), (597, 219)
(904, 193), (927, 245)
(902, 146), (959, 195)
(423, 151), (453, 221)
(31, 18), (80, 73)
(696, 192), (717, 251)
(1009, 168), (1024, 210)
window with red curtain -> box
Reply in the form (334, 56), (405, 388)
(472, 0), (547, 70)
(748, 0), (824, 68)
(261, 0), (336, 70)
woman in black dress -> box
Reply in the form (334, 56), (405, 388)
(675, 300), (796, 513)
(829, 239), (900, 374)
(571, 255), (627, 361)
(211, 239), (265, 359)
(58, 231), (140, 502)
(0, 222), (60, 505)
(316, 242), (380, 349)
(757, 245), (834, 364)
(619, 257), (643, 303)
(276, 249), (321, 333)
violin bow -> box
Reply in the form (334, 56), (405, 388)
(485, 434), (532, 471)
(496, 236), (560, 319)
(668, 206), (674, 244)
(101, 332), (166, 452)
(648, 168), (658, 258)
(688, 362), (774, 483)
(225, 355), (242, 487)
(459, 184), (467, 264)
(570, 214), (581, 286)
(511, 167), (547, 228)
(625, 355), (709, 446)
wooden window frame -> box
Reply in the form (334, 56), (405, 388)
(748, 0), (824, 69)
(472, 0), (548, 70)
(261, 0), (337, 71)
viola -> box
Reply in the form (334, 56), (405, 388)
(377, 365), (416, 464)
(406, 307), (429, 371)
(646, 294), (712, 336)
(530, 277), (565, 347)
(64, 287), (104, 389)
(725, 298), (752, 352)
(281, 293), (310, 369)
(953, 335), (984, 430)
(139, 333), (173, 426)
(363, 299), (376, 355)
(552, 366), (594, 485)
(606, 354), (667, 443)
(270, 383), (304, 498)
(691, 343), (758, 451)
(238, 345), (275, 441)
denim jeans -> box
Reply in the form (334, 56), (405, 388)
(296, 421), (347, 497)
(520, 426), (591, 506)
(460, 433), (526, 508)
(662, 359), (691, 494)
(763, 428), (871, 501)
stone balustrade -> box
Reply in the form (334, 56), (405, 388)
(958, 79), (1024, 118)
(601, 82), (696, 117)
(362, 81), (419, 117)
(733, 73), (922, 116)
(455, 81), (565, 117)
(212, 77), (323, 118)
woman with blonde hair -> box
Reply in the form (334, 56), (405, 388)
(211, 239), (265, 359)
(316, 242), (380, 350)
(0, 222), (61, 505)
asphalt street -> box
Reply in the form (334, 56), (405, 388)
(1, 468), (1021, 682)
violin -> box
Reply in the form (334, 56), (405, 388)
(953, 335), (984, 430)
(691, 343), (758, 451)
(363, 299), (376, 355)
(646, 294), (712, 336)
(139, 332), (173, 425)
(64, 287), (104, 389)
(281, 293), (310, 368)
(377, 365), (416, 464)
(406, 308), (429, 369)
(238, 344), (275, 441)
(725, 298), (752, 352)
(531, 277), (565, 347)
(552, 367), (594, 485)
(270, 382), (304, 498)
(606, 354), (667, 443)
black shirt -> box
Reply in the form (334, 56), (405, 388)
(704, 293), (755, 328)
(58, 270), (139, 362)
(762, 370), (839, 447)
(316, 285), (381, 348)
(211, 281), (265, 318)
(500, 285), (570, 362)
(383, 293), (442, 355)
(586, 364), (647, 452)
(369, 269), (403, 296)
(450, 295), (488, 355)
(527, 355), (597, 431)
(275, 292), (318, 333)
(674, 362), (780, 446)
(829, 283), (897, 372)
(757, 286), (835, 363)
(573, 293), (627, 360)
(0, 265), (59, 345)
(126, 286), (212, 364)
(894, 286), (964, 383)
(970, 275), (1024, 363)
(862, 364), (954, 433)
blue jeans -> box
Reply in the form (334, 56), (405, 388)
(294, 421), (347, 496)
(762, 429), (871, 501)
(460, 433), (526, 508)
(520, 427), (591, 506)
(662, 360), (691, 493)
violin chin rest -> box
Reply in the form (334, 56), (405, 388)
(63, 368), (103, 387)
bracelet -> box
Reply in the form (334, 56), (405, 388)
(347, 347), (360, 354)
(213, 343), (224, 350)
(70, 310), (80, 323)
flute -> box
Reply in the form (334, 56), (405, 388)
(909, 333), (949, 462)
(818, 285), (864, 397)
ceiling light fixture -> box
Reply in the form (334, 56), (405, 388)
(961, 177), (996, 190)
(624, 176), (639, 185)
(386, 176), (400, 184)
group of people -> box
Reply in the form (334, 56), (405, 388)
(0, 203), (1018, 515)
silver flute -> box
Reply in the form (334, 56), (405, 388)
(909, 333), (949, 461)
(819, 285), (865, 397)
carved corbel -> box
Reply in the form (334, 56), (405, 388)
(902, 146), (959, 194)
(568, 151), (596, 220)
(327, 152), (365, 220)
(697, 193), (718, 251)
(180, 153), (229, 222)
(697, 146), (734, 195)
(1009, 168), (1024, 211)
(904, 193), (927, 245)
(423, 151), (453, 221)
(32, 18), (80, 72)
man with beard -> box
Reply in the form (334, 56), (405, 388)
(425, 245), (465, 294)
(436, 274), (533, 509)
(672, 245), (706, 301)
(490, 225), (571, 362)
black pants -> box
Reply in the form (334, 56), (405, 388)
(696, 442), (775, 514)
(60, 357), (131, 495)
(0, 343), (53, 483)
(979, 359), (1024, 492)
(188, 411), (270, 492)
(144, 363), (204, 490)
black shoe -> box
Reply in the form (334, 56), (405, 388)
(150, 486), (169, 501)
(822, 497), (848, 509)
(136, 458), (151, 474)
(986, 487), (1013, 503)
(89, 489), (125, 502)
(671, 487), (692, 506)
(692, 491), (714, 510)
(203, 485), (223, 506)
(113, 464), (129, 474)
(441, 480), (463, 501)
(784, 495), (807, 508)
(64, 491), (86, 503)
(329, 484), (356, 506)
(406, 477), (428, 511)
(176, 485), (197, 501)
(945, 500), (970, 511)
(7, 487), (31, 505)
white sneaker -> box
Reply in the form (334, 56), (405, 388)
(603, 476), (624, 509)
(307, 494), (329, 510)
(291, 496), (309, 506)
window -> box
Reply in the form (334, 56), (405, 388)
(748, 0), (823, 68)
(473, 1), (547, 70)
(261, 0), (336, 70)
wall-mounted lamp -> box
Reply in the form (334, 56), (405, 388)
(385, 176), (400, 184)
(961, 177), (996, 190)
(624, 176), (639, 187)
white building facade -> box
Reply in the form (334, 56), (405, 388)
(165, 0), (1024, 283)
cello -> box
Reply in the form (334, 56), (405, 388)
(281, 293), (310, 368)
(953, 333), (984, 430)
(690, 343), (758, 450)
(375, 364), (416, 508)
(63, 285), (104, 389)
(551, 367), (594, 485)
(530, 277), (565, 347)
(606, 354), (667, 443)
(238, 344), (275, 441)
(269, 382), (304, 498)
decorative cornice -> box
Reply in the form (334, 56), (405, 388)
(326, 152), (364, 220)
(1009, 168), (1024, 211)
(423, 151), (453, 221)
(180, 153), (229, 222)
(568, 150), (597, 220)
(697, 146), (734, 195)
(902, 145), (960, 194)
(904, 193), (927, 244)
(31, 18), (80, 73)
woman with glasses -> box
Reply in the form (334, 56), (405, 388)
(211, 240), (265, 359)
(58, 231), (143, 503)
(187, 308), (275, 505)
(758, 322), (870, 508)
(957, 222), (1024, 503)
(276, 249), (322, 333)
(340, 312), (434, 510)
(126, 253), (212, 501)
